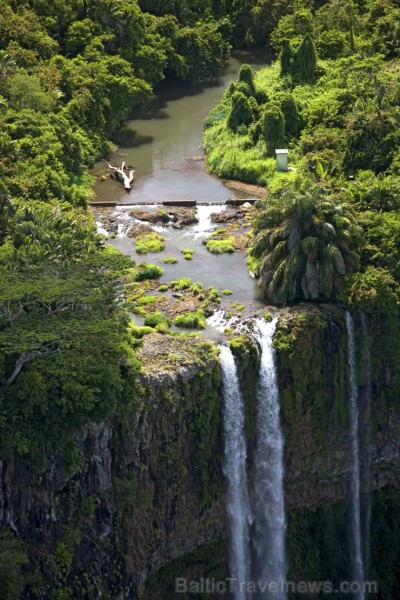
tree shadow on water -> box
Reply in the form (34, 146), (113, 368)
(111, 130), (155, 148)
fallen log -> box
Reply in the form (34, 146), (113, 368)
(108, 161), (135, 190)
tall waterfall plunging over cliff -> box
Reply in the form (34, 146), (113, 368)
(220, 345), (251, 600)
(253, 318), (287, 599)
(345, 312), (365, 599)
(361, 313), (372, 582)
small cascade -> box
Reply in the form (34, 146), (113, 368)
(345, 312), (365, 599)
(252, 318), (287, 599)
(191, 204), (225, 238)
(220, 345), (251, 600)
(360, 313), (372, 583)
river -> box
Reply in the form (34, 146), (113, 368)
(94, 50), (268, 319)
(93, 50), (267, 205)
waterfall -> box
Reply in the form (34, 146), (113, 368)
(360, 314), (372, 584)
(253, 318), (287, 599)
(345, 312), (365, 599)
(192, 204), (225, 238)
(220, 345), (251, 600)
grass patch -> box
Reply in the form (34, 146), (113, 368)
(134, 263), (164, 282)
(135, 232), (165, 254)
(206, 237), (235, 254)
(181, 248), (194, 260)
(162, 257), (178, 264)
(158, 284), (169, 292)
(136, 295), (157, 306)
(170, 277), (192, 290)
(129, 324), (155, 339)
(246, 254), (261, 277)
(208, 287), (221, 302)
(174, 310), (206, 329)
(144, 312), (171, 328)
(223, 289), (233, 295)
(191, 282), (204, 295)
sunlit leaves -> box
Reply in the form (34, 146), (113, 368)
(251, 183), (363, 303)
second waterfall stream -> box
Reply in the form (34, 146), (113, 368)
(220, 316), (287, 600)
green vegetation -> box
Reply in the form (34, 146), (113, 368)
(170, 277), (193, 291)
(162, 257), (178, 264)
(174, 310), (206, 329)
(181, 248), (194, 260)
(135, 232), (165, 254)
(144, 312), (171, 328)
(251, 183), (362, 303)
(222, 289), (233, 295)
(204, 0), (400, 312)
(158, 284), (169, 292)
(206, 236), (235, 254)
(134, 263), (164, 282)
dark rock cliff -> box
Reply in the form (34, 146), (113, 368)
(1, 308), (399, 598)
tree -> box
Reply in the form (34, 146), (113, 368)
(0, 181), (13, 245)
(227, 90), (253, 131)
(238, 63), (256, 94)
(279, 39), (294, 76)
(262, 104), (285, 156)
(293, 32), (317, 84)
(250, 183), (362, 304)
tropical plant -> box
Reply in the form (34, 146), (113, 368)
(293, 32), (317, 84)
(250, 183), (363, 304)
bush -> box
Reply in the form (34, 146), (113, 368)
(227, 91), (254, 132)
(144, 312), (171, 327)
(134, 263), (164, 281)
(174, 310), (206, 329)
(129, 325), (155, 339)
(135, 295), (157, 306)
(206, 237), (235, 254)
(158, 284), (169, 292)
(135, 232), (165, 253)
(182, 248), (194, 260)
(262, 104), (285, 157)
(162, 257), (178, 264)
(170, 277), (192, 290)
(338, 267), (399, 317)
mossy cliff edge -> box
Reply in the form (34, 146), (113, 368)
(1, 308), (400, 597)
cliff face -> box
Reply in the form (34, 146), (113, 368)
(274, 305), (400, 510)
(1, 308), (400, 598)
(0, 334), (224, 598)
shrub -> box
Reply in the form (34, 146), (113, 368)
(158, 284), (169, 292)
(206, 237), (235, 253)
(129, 325), (155, 339)
(135, 232), (165, 253)
(223, 289), (233, 295)
(170, 277), (192, 290)
(144, 312), (171, 327)
(182, 248), (194, 260)
(227, 91), (254, 132)
(134, 263), (164, 281)
(174, 310), (206, 329)
(162, 257), (178, 264)
(262, 105), (285, 157)
(191, 282), (204, 295)
(136, 295), (157, 306)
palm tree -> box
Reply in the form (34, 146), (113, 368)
(250, 183), (362, 304)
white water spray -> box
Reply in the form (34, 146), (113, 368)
(345, 311), (365, 599)
(191, 204), (225, 238)
(360, 313), (372, 581)
(253, 318), (287, 599)
(220, 346), (251, 600)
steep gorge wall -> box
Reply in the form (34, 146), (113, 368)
(1, 307), (400, 598)
(0, 334), (224, 598)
